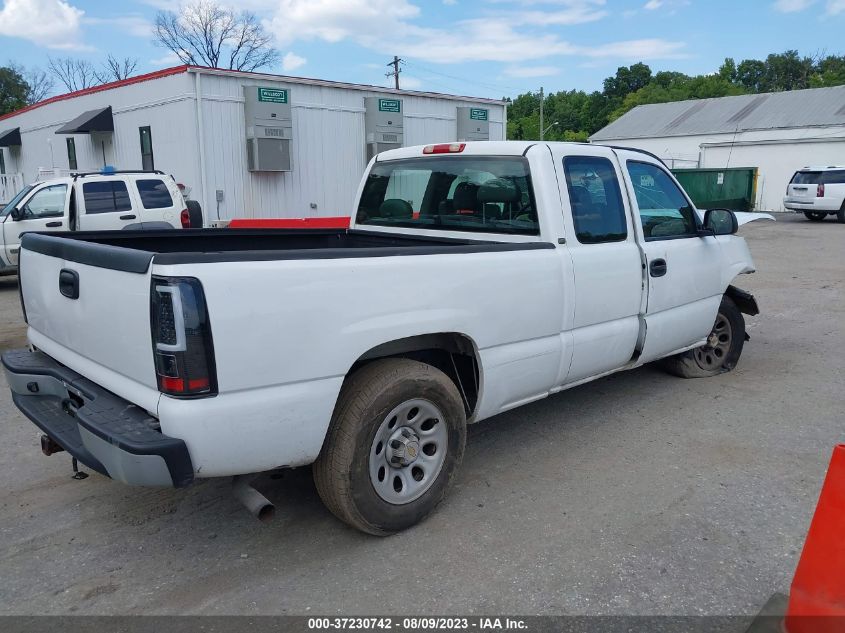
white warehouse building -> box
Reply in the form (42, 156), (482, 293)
(590, 84), (845, 212)
(0, 65), (506, 221)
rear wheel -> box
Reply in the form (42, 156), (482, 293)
(660, 296), (746, 378)
(804, 211), (827, 222)
(837, 202), (845, 224)
(313, 358), (466, 535)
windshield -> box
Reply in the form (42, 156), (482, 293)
(356, 156), (540, 235)
(1, 185), (34, 216)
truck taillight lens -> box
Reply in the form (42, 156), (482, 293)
(180, 208), (191, 228)
(151, 277), (216, 397)
(817, 183), (825, 197)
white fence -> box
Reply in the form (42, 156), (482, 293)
(0, 173), (25, 204)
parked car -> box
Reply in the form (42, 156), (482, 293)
(0, 170), (200, 274)
(3, 141), (769, 535)
(783, 165), (845, 222)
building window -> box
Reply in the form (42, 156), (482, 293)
(139, 126), (154, 171)
(66, 137), (78, 171)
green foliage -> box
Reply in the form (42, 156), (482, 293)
(0, 66), (30, 116)
(506, 50), (845, 141)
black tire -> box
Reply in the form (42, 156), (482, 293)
(186, 200), (204, 228)
(660, 295), (746, 378)
(313, 358), (466, 535)
(837, 202), (845, 224)
(804, 211), (827, 222)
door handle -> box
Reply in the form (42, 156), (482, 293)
(45, 221), (63, 228)
(120, 214), (137, 220)
(59, 269), (80, 300)
(649, 258), (667, 278)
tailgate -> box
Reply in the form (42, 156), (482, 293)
(787, 183), (816, 200)
(19, 234), (158, 407)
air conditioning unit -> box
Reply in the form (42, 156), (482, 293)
(364, 97), (404, 162)
(244, 86), (293, 172)
(457, 107), (490, 142)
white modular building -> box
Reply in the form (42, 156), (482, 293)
(589, 85), (845, 211)
(0, 65), (506, 221)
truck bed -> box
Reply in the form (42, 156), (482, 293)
(22, 228), (552, 272)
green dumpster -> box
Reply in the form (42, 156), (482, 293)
(671, 167), (758, 211)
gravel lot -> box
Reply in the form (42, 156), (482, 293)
(0, 213), (842, 617)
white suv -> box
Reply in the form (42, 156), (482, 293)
(784, 166), (845, 222)
(0, 170), (201, 273)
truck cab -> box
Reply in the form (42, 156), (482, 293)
(0, 170), (191, 273)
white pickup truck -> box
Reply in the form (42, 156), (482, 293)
(3, 141), (767, 535)
(0, 170), (198, 274)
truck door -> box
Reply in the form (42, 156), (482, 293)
(617, 153), (723, 362)
(3, 183), (69, 266)
(551, 146), (643, 384)
(75, 178), (138, 231)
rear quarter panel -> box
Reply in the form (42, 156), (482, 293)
(153, 247), (564, 475)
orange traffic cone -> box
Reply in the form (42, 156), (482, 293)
(784, 444), (845, 633)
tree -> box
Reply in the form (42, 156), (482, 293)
(48, 56), (100, 92)
(602, 63), (653, 99)
(0, 66), (29, 115)
(95, 55), (139, 83)
(153, 0), (279, 71)
(23, 68), (54, 104)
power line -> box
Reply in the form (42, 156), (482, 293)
(401, 59), (520, 95)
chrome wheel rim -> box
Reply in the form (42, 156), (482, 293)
(369, 399), (448, 505)
(694, 312), (733, 371)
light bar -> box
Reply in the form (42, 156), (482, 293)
(423, 143), (466, 155)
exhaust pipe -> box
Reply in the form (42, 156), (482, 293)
(232, 475), (275, 522)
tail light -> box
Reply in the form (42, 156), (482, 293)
(180, 208), (191, 228)
(818, 183), (825, 197)
(151, 277), (216, 397)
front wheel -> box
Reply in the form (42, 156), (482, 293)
(313, 358), (466, 535)
(660, 295), (746, 378)
(804, 211), (827, 222)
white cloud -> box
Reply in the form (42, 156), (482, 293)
(827, 0), (845, 13)
(281, 51), (307, 71)
(502, 65), (560, 78)
(773, 0), (815, 11)
(644, 0), (662, 8)
(150, 51), (183, 67)
(266, 0), (685, 66)
(0, 0), (87, 49)
(643, 0), (689, 11)
(85, 14), (152, 38)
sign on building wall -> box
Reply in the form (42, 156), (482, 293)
(470, 108), (489, 121)
(258, 87), (288, 104)
(378, 99), (402, 113)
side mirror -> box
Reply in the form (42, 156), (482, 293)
(703, 208), (738, 236)
(10, 206), (25, 221)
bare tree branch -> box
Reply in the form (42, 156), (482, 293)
(47, 56), (100, 92)
(24, 68), (54, 103)
(94, 55), (139, 84)
(153, 0), (279, 72)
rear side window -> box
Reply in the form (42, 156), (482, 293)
(563, 156), (627, 244)
(136, 179), (174, 209)
(82, 181), (131, 214)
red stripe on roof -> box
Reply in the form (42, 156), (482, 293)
(0, 65), (190, 123)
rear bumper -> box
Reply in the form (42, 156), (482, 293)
(783, 199), (839, 212)
(2, 348), (193, 487)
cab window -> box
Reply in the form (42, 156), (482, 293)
(627, 161), (698, 240)
(563, 156), (627, 244)
(357, 156), (539, 236)
(22, 184), (67, 219)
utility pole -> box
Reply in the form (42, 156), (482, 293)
(539, 86), (545, 140)
(386, 56), (402, 90)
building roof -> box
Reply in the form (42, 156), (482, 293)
(0, 65), (505, 124)
(590, 84), (845, 141)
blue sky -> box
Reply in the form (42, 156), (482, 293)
(0, 0), (843, 99)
